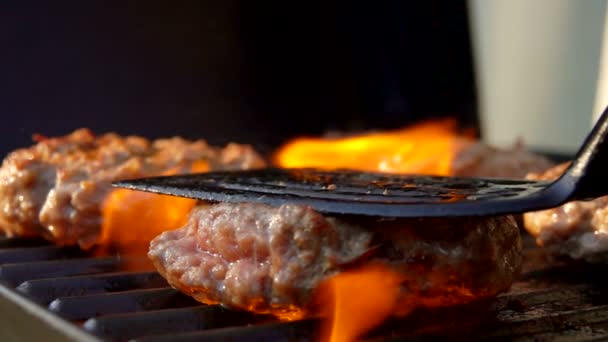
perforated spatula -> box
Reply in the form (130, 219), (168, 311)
(113, 106), (608, 218)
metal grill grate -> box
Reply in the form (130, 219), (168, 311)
(2, 235), (608, 341)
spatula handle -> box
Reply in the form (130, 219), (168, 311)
(562, 105), (608, 200)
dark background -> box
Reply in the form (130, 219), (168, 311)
(0, 1), (477, 156)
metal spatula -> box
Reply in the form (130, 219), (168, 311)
(113, 107), (608, 218)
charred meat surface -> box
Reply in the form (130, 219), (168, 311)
(0, 129), (265, 248)
(523, 163), (608, 262)
(452, 141), (554, 178)
(149, 202), (522, 318)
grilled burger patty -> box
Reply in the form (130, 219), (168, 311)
(452, 141), (554, 178)
(0, 129), (265, 248)
(149, 202), (522, 318)
(523, 163), (608, 262)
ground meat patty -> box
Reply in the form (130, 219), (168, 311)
(452, 141), (554, 178)
(523, 163), (608, 262)
(0, 129), (265, 247)
(149, 202), (522, 318)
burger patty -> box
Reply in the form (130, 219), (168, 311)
(523, 163), (608, 262)
(452, 141), (554, 178)
(0, 129), (265, 248)
(149, 202), (522, 318)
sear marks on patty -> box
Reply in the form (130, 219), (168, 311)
(452, 141), (554, 178)
(149, 202), (522, 318)
(523, 163), (608, 262)
(0, 129), (265, 248)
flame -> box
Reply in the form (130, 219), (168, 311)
(99, 161), (209, 268)
(315, 264), (404, 342)
(275, 121), (478, 340)
(315, 264), (482, 342)
(274, 119), (474, 175)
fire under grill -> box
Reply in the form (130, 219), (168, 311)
(2, 234), (608, 341)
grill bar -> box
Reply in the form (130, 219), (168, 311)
(49, 287), (200, 320)
(17, 271), (167, 304)
(0, 283), (100, 342)
(0, 245), (82, 264)
(83, 306), (257, 341)
(133, 319), (319, 342)
(0, 257), (120, 286)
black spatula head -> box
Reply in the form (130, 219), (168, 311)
(113, 169), (556, 217)
(113, 105), (608, 218)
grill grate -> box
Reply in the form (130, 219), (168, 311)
(1, 235), (608, 341)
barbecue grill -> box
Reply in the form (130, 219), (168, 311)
(1, 233), (608, 341)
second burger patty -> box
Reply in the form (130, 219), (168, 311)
(0, 128), (266, 248)
(524, 163), (608, 262)
(149, 202), (523, 319)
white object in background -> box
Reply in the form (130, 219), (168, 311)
(468, 0), (607, 153)
(593, 4), (608, 125)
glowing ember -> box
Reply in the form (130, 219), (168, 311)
(274, 119), (474, 175)
(99, 161), (209, 268)
(315, 263), (404, 342)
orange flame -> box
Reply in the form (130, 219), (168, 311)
(315, 264), (404, 342)
(274, 119), (474, 175)
(278, 120), (479, 340)
(99, 161), (209, 269)
(315, 264), (482, 342)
